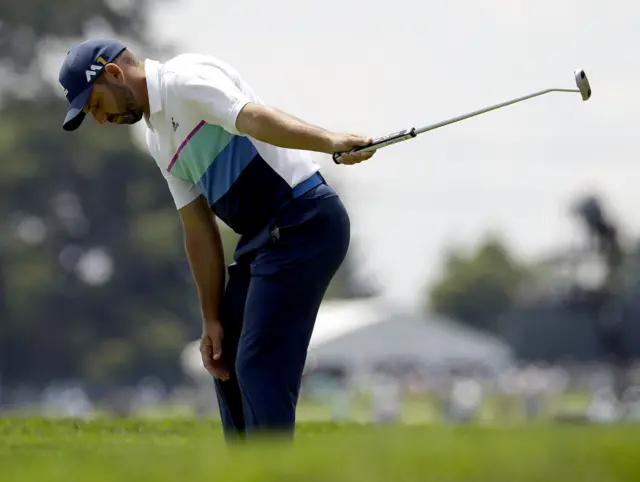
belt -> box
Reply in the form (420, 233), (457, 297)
(292, 172), (324, 199)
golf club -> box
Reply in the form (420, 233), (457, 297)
(333, 69), (592, 163)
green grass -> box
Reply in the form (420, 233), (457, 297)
(1, 418), (639, 481)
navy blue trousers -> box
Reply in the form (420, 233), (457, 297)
(213, 180), (350, 439)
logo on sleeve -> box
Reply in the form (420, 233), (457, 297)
(171, 118), (179, 132)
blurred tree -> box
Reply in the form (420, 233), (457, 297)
(0, 0), (166, 71)
(0, 0), (189, 388)
(0, 0), (371, 390)
(426, 234), (530, 334)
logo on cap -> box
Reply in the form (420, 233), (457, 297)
(85, 56), (107, 82)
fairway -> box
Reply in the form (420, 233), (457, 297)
(1, 418), (639, 481)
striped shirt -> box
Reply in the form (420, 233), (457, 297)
(143, 54), (320, 235)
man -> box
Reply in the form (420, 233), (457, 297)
(58, 38), (375, 439)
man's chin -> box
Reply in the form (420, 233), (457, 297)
(116, 114), (143, 126)
(121, 118), (142, 126)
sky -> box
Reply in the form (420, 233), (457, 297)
(143, 0), (638, 309)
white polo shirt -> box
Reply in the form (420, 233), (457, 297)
(143, 53), (320, 235)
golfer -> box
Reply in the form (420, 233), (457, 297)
(58, 38), (375, 439)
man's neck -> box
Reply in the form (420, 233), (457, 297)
(137, 70), (151, 118)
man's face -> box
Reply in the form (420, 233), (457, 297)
(84, 68), (144, 126)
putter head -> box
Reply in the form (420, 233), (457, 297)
(574, 69), (591, 101)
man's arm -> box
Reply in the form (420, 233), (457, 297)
(178, 195), (229, 380)
(235, 103), (337, 153)
(235, 103), (374, 163)
(178, 195), (226, 325)
(154, 158), (229, 379)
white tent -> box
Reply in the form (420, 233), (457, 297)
(307, 298), (513, 373)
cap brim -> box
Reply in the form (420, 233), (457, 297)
(63, 86), (93, 131)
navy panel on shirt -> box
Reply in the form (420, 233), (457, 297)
(200, 153), (293, 235)
(197, 135), (258, 205)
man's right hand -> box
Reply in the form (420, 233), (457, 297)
(200, 320), (230, 381)
(330, 133), (377, 165)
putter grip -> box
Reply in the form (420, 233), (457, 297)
(332, 128), (416, 163)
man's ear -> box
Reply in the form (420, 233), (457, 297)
(104, 63), (124, 82)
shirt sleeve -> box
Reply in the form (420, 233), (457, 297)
(161, 168), (203, 210)
(146, 128), (202, 210)
(167, 64), (253, 136)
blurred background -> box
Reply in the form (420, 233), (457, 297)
(1, 0), (639, 425)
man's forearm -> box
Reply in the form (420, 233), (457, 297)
(184, 229), (226, 323)
(236, 104), (336, 153)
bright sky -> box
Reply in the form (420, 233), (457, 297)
(146, 0), (638, 309)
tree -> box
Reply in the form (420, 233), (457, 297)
(0, 1), (168, 71)
(426, 234), (530, 334)
(0, 0), (190, 389)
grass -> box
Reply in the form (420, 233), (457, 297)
(1, 417), (639, 481)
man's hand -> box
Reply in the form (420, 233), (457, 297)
(200, 320), (230, 381)
(330, 133), (376, 165)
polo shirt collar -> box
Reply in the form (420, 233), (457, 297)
(144, 58), (163, 117)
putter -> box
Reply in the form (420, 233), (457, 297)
(333, 69), (592, 163)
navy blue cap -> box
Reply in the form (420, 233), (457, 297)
(59, 39), (127, 131)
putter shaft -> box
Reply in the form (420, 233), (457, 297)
(333, 87), (581, 161)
